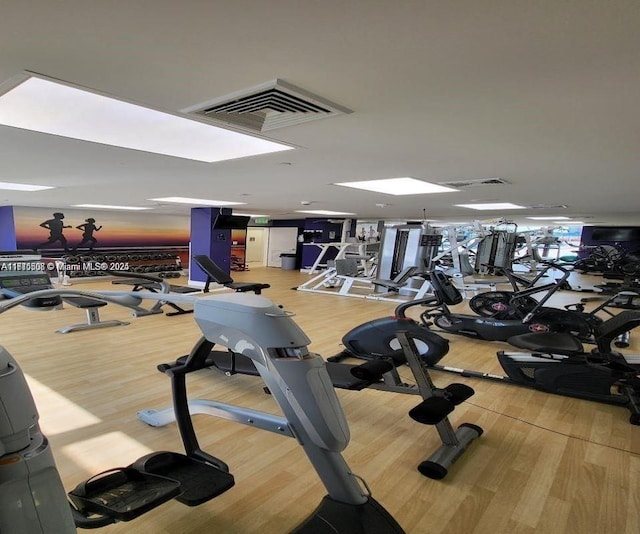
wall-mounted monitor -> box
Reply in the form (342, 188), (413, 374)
(213, 214), (250, 230)
(590, 226), (640, 242)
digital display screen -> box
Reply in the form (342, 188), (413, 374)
(213, 214), (250, 230)
(0, 274), (51, 287)
(591, 227), (640, 242)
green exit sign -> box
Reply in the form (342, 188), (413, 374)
(254, 217), (270, 224)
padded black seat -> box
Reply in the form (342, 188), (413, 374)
(508, 310), (640, 356)
(110, 274), (197, 317)
(58, 296), (129, 334)
(111, 278), (159, 291)
(192, 255), (270, 295)
(507, 332), (585, 355)
(111, 278), (199, 294)
(63, 296), (107, 309)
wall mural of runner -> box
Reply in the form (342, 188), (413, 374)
(12, 207), (190, 251)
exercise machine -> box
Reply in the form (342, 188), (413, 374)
(0, 270), (62, 309)
(418, 267), (620, 342)
(474, 224), (519, 274)
(192, 254), (270, 294)
(430, 224), (485, 276)
(109, 270), (198, 316)
(139, 322), (483, 480)
(296, 259), (434, 302)
(327, 297), (640, 425)
(0, 287), (404, 532)
(0, 270), (130, 333)
(376, 224), (441, 284)
(459, 310), (640, 425)
(467, 262), (580, 319)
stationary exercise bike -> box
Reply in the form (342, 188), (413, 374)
(330, 299), (640, 425)
(0, 288), (405, 533)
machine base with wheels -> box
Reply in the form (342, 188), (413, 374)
(292, 495), (405, 534)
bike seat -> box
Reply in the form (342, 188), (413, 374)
(507, 332), (584, 355)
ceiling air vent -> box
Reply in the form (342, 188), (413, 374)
(183, 79), (352, 132)
(437, 177), (511, 188)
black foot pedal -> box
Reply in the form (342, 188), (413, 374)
(68, 467), (181, 522)
(443, 383), (475, 405)
(132, 452), (235, 506)
(409, 397), (454, 425)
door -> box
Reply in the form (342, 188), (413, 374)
(266, 227), (299, 267)
(245, 227), (266, 266)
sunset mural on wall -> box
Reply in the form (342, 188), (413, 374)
(13, 207), (190, 251)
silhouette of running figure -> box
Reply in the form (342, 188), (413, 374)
(35, 212), (72, 251)
(73, 218), (102, 250)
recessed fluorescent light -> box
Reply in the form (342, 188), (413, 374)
(149, 196), (246, 206)
(0, 181), (55, 191)
(334, 177), (458, 195)
(555, 221), (583, 225)
(0, 74), (293, 163)
(527, 216), (570, 220)
(295, 210), (356, 216)
(455, 203), (526, 210)
(72, 204), (152, 211)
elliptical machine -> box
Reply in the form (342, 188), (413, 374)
(418, 267), (605, 342)
(330, 298), (640, 425)
(466, 262), (569, 320)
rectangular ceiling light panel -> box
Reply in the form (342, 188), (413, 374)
(527, 216), (570, 220)
(72, 204), (151, 211)
(455, 203), (526, 210)
(0, 181), (55, 191)
(334, 177), (458, 195)
(295, 210), (355, 216)
(149, 197), (245, 206)
(0, 75), (293, 162)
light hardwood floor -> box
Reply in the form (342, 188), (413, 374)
(2, 267), (638, 533)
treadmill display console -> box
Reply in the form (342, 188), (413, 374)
(0, 273), (61, 308)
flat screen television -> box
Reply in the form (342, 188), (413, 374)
(213, 214), (250, 230)
(590, 226), (640, 242)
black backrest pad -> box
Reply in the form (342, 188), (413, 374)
(429, 271), (464, 305)
(192, 255), (234, 285)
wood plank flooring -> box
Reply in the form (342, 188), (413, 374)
(1, 266), (638, 533)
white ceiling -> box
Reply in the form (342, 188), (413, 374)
(0, 1), (639, 227)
